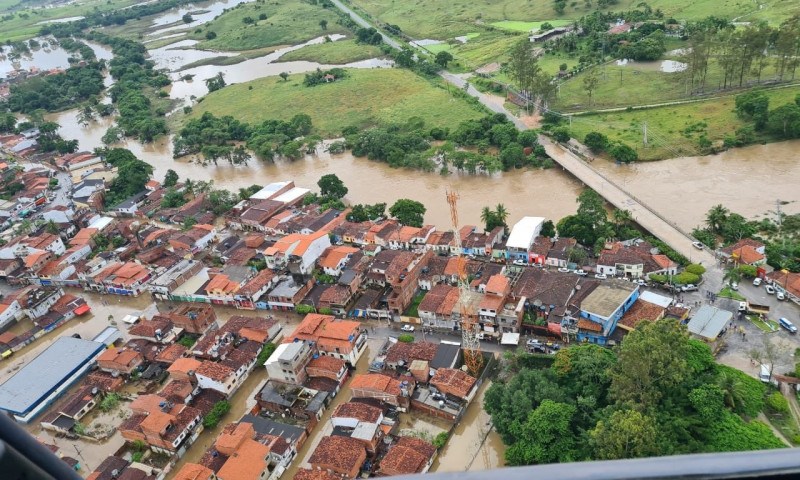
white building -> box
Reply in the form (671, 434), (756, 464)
(506, 216), (545, 261)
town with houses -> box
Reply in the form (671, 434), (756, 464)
(0, 133), (798, 480)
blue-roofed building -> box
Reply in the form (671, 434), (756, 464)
(0, 336), (105, 423)
(570, 279), (640, 345)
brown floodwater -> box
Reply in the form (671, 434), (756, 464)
(592, 139), (800, 231)
(433, 378), (505, 472)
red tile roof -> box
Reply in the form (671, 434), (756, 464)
(380, 436), (436, 475)
(332, 402), (382, 423)
(430, 368), (477, 399)
(308, 436), (366, 474)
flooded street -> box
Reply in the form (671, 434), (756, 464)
(433, 378), (505, 472)
(593, 139), (800, 231)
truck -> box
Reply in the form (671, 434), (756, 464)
(746, 303), (770, 315)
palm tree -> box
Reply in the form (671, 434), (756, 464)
(705, 204), (729, 234)
(480, 207), (494, 230)
(717, 371), (744, 412)
(184, 179), (194, 195)
(494, 204), (509, 226)
(723, 267), (742, 287)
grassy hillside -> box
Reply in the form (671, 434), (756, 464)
(349, 0), (798, 39)
(279, 38), (384, 64)
(566, 85), (800, 160)
(190, 68), (485, 137)
(188, 0), (348, 51)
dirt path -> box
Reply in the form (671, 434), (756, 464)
(757, 412), (793, 447)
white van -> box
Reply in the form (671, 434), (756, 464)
(759, 364), (771, 383)
(122, 314), (140, 325)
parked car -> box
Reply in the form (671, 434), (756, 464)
(476, 332), (486, 340)
(765, 285), (776, 295)
(574, 270), (588, 276)
(526, 338), (541, 347)
(401, 324), (415, 332)
(557, 267), (570, 273)
(692, 241), (704, 250)
(730, 282), (738, 291)
(594, 273), (608, 279)
(512, 259), (527, 266)
(753, 277), (763, 286)
(777, 291), (786, 301)
(778, 317), (797, 334)
(681, 284), (698, 292)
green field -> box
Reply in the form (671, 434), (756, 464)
(567, 85), (800, 160)
(188, 0), (348, 51)
(190, 68), (486, 137)
(279, 38), (384, 64)
(349, 0), (796, 40)
(555, 51), (789, 112)
(490, 20), (571, 32)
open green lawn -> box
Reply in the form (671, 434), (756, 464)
(747, 315), (780, 333)
(188, 0), (347, 51)
(190, 68), (485, 137)
(0, 0), (141, 42)
(567, 85), (800, 160)
(718, 287), (746, 301)
(490, 20), (571, 32)
(349, 0), (796, 40)
(279, 38), (385, 64)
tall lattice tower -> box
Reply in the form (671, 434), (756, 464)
(446, 190), (483, 376)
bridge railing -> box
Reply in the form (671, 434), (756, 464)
(558, 141), (697, 242)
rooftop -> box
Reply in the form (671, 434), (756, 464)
(0, 337), (104, 415)
(333, 401), (382, 423)
(309, 435), (366, 472)
(687, 305), (732, 340)
(579, 279), (638, 320)
(506, 216), (545, 249)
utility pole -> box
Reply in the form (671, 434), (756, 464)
(73, 443), (89, 471)
(642, 121), (648, 146)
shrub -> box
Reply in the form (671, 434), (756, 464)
(131, 451), (143, 462)
(256, 343), (277, 365)
(433, 431), (449, 449)
(584, 131), (609, 153)
(766, 391), (789, 413)
(295, 304), (315, 314)
(685, 264), (706, 276)
(203, 400), (231, 428)
(398, 334), (414, 343)
(552, 127), (571, 143)
(673, 271), (700, 285)
(649, 273), (667, 284)
(100, 393), (121, 412)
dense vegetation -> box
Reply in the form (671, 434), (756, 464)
(487, 319), (783, 466)
(557, 189), (639, 252)
(694, 204), (800, 272)
(39, 0), (196, 36)
(6, 63), (104, 113)
(99, 148), (154, 207)
(85, 33), (171, 143)
(173, 112), (318, 164)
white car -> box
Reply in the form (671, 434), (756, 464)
(738, 301), (748, 312)
(401, 325), (415, 332)
(730, 282), (738, 291)
(753, 277), (762, 286)
(512, 259), (527, 266)
(557, 267), (570, 273)
(692, 241), (704, 250)
(594, 273), (608, 279)
(765, 285), (776, 295)
(777, 291), (786, 301)
(681, 284), (698, 292)
(574, 270), (588, 276)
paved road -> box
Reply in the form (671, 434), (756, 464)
(329, 0), (402, 50)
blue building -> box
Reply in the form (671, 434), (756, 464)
(573, 280), (640, 345)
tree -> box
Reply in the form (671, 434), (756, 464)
(552, 127), (570, 143)
(163, 169), (178, 188)
(609, 319), (691, 412)
(505, 400), (577, 465)
(584, 132), (609, 153)
(317, 174), (348, 199)
(319, 19), (328, 30)
(499, 142), (526, 170)
(705, 204), (730, 234)
(608, 142), (638, 163)
(279, 72), (289, 82)
(590, 409), (659, 460)
(45, 220), (59, 235)
(389, 199), (426, 227)
(507, 39), (546, 114)
(582, 69), (600, 104)
(540, 220), (556, 237)
(495, 204), (509, 226)
(435, 51), (454, 68)
(205, 72), (226, 93)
